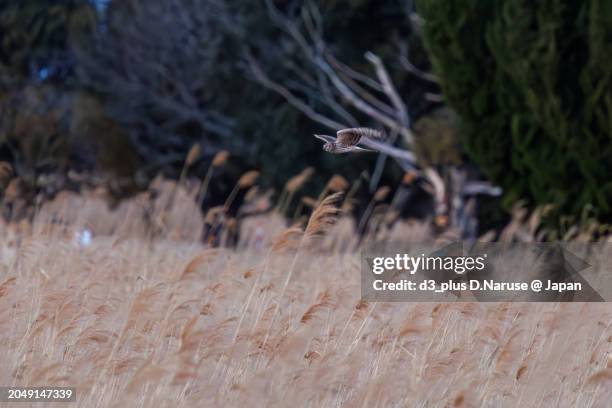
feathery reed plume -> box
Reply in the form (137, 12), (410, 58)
(225, 171), (260, 210)
(179, 249), (219, 280)
(242, 190), (273, 215)
(374, 186), (391, 202)
(220, 217), (238, 247)
(271, 226), (303, 253)
(125, 358), (167, 393)
(279, 167), (314, 215)
(317, 174), (349, 204)
(178, 315), (201, 354)
(286, 167), (314, 194)
(402, 171), (418, 185)
(585, 368), (612, 385)
(166, 143), (201, 212)
(304, 192), (343, 245)
(300, 290), (334, 324)
(257, 193), (343, 366)
(185, 143), (201, 167)
(302, 196), (317, 208)
(0, 276), (16, 298)
(204, 206), (225, 225)
(197, 150), (230, 207)
(212, 150), (230, 168)
(244, 186), (259, 202)
(434, 214), (449, 229)
(238, 171), (260, 188)
(178, 143), (200, 186)
(326, 175), (349, 192)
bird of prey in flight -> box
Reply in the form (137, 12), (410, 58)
(314, 127), (419, 172)
(314, 127), (503, 202)
(314, 127), (385, 154)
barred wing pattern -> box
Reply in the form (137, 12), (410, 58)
(313, 128), (417, 169)
(336, 128), (385, 147)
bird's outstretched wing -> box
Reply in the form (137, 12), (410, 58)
(314, 134), (337, 143)
(336, 128), (385, 146)
(350, 146), (376, 153)
(329, 145), (376, 154)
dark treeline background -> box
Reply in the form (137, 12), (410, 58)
(0, 0), (440, 209)
(1, 0), (612, 232)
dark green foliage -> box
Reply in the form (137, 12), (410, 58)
(418, 0), (612, 224)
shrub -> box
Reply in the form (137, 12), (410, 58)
(418, 0), (612, 225)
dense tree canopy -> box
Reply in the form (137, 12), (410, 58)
(419, 0), (612, 226)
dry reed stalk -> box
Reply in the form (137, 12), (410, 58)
(327, 175), (349, 192)
(402, 171), (417, 185)
(279, 167), (314, 215)
(244, 186), (259, 202)
(256, 193), (343, 369)
(292, 196), (317, 220)
(238, 171), (260, 188)
(204, 206), (225, 225)
(300, 290), (335, 324)
(185, 144), (201, 168)
(304, 192), (343, 246)
(357, 188), (390, 235)
(341, 175), (363, 213)
(0, 276), (16, 298)
(373, 186), (391, 202)
(275, 190), (287, 215)
(224, 171), (260, 211)
(317, 175), (349, 204)
(197, 150), (230, 207)
(286, 167), (314, 193)
(179, 249), (220, 280)
(164, 143), (201, 214)
(0, 161), (13, 188)
(4, 189), (611, 406)
(292, 201), (304, 220)
(125, 358), (167, 393)
(302, 196), (317, 208)
(212, 150), (230, 167)
(433, 214), (449, 229)
(220, 217), (237, 247)
(363, 204), (391, 242)
(178, 315), (202, 354)
(270, 226), (303, 253)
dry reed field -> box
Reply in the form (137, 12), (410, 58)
(1, 184), (612, 408)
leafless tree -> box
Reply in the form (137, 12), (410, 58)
(76, 0), (236, 170)
(245, 0), (500, 239)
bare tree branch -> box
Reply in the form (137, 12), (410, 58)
(245, 52), (346, 131)
(76, 0), (235, 165)
(399, 56), (440, 83)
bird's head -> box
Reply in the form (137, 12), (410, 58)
(323, 142), (334, 152)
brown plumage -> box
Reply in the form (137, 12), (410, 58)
(314, 127), (386, 154)
(336, 127), (385, 146)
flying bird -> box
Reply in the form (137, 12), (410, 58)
(314, 127), (385, 154)
(314, 126), (420, 172)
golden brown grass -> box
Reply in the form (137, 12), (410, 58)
(0, 187), (611, 407)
